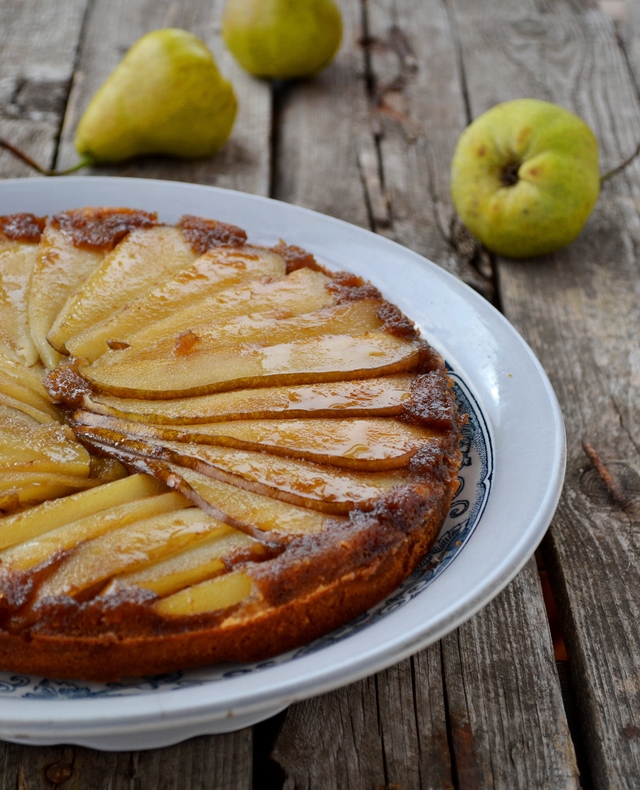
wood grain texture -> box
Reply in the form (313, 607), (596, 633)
(272, 0), (370, 227)
(0, 733), (252, 790)
(442, 558), (579, 789)
(55, 0), (271, 195)
(0, 0), (89, 178)
(364, 0), (493, 296)
(268, 648), (452, 790)
(450, 0), (640, 786)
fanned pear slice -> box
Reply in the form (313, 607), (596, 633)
(111, 267), (334, 356)
(0, 241), (39, 366)
(0, 402), (41, 428)
(79, 332), (422, 398)
(154, 570), (254, 617)
(0, 358), (57, 417)
(0, 491), (188, 574)
(66, 246), (287, 362)
(79, 375), (414, 424)
(85, 299), (386, 374)
(78, 451), (342, 536)
(47, 226), (197, 354)
(0, 473), (166, 551)
(172, 464), (342, 534)
(35, 507), (231, 601)
(106, 526), (259, 597)
(0, 421), (90, 476)
(0, 355), (46, 390)
(73, 413), (438, 471)
(29, 222), (105, 369)
(0, 391), (58, 424)
(0, 476), (100, 513)
(124, 439), (407, 514)
(0, 471), (99, 492)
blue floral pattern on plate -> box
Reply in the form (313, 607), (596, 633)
(0, 370), (492, 700)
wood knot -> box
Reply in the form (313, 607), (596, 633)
(45, 761), (72, 785)
(579, 442), (639, 510)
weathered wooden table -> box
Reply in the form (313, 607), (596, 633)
(1, 0), (639, 786)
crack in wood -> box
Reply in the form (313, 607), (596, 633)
(582, 440), (630, 510)
(357, 139), (392, 233)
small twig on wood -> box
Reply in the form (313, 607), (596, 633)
(600, 138), (640, 183)
(0, 138), (89, 176)
(582, 440), (629, 510)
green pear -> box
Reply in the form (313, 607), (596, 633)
(450, 99), (600, 258)
(75, 29), (237, 163)
(222, 0), (342, 79)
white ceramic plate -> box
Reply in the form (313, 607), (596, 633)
(0, 177), (565, 751)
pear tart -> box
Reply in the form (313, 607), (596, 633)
(0, 208), (464, 680)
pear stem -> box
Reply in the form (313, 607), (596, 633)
(600, 138), (640, 183)
(0, 138), (92, 177)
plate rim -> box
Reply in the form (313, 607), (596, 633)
(0, 176), (566, 738)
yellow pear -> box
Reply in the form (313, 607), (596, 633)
(75, 29), (237, 163)
(222, 0), (342, 79)
(450, 99), (600, 258)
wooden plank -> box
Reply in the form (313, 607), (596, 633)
(0, 732), (252, 790)
(268, 0), (578, 786)
(268, 675), (388, 790)
(268, 647), (452, 790)
(0, 0), (89, 178)
(442, 558), (579, 788)
(450, 0), (640, 786)
(272, 0), (370, 227)
(55, 0), (272, 195)
(364, 0), (493, 296)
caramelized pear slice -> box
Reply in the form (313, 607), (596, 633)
(0, 422), (90, 476)
(106, 526), (258, 597)
(74, 443), (341, 536)
(0, 491), (188, 573)
(0, 473), (166, 551)
(155, 459), (345, 535)
(0, 355), (47, 394)
(0, 471), (95, 490)
(29, 222), (105, 369)
(113, 267), (334, 355)
(80, 375), (413, 424)
(73, 413), (435, 471)
(0, 361), (58, 418)
(0, 476), (100, 513)
(0, 241), (39, 366)
(0, 391), (59, 424)
(154, 570), (254, 617)
(35, 507), (229, 601)
(89, 299), (385, 372)
(124, 439), (407, 514)
(0, 402), (41, 428)
(65, 246), (287, 362)
(80, 332), (422, 399)
(47, 226), (197, 353)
